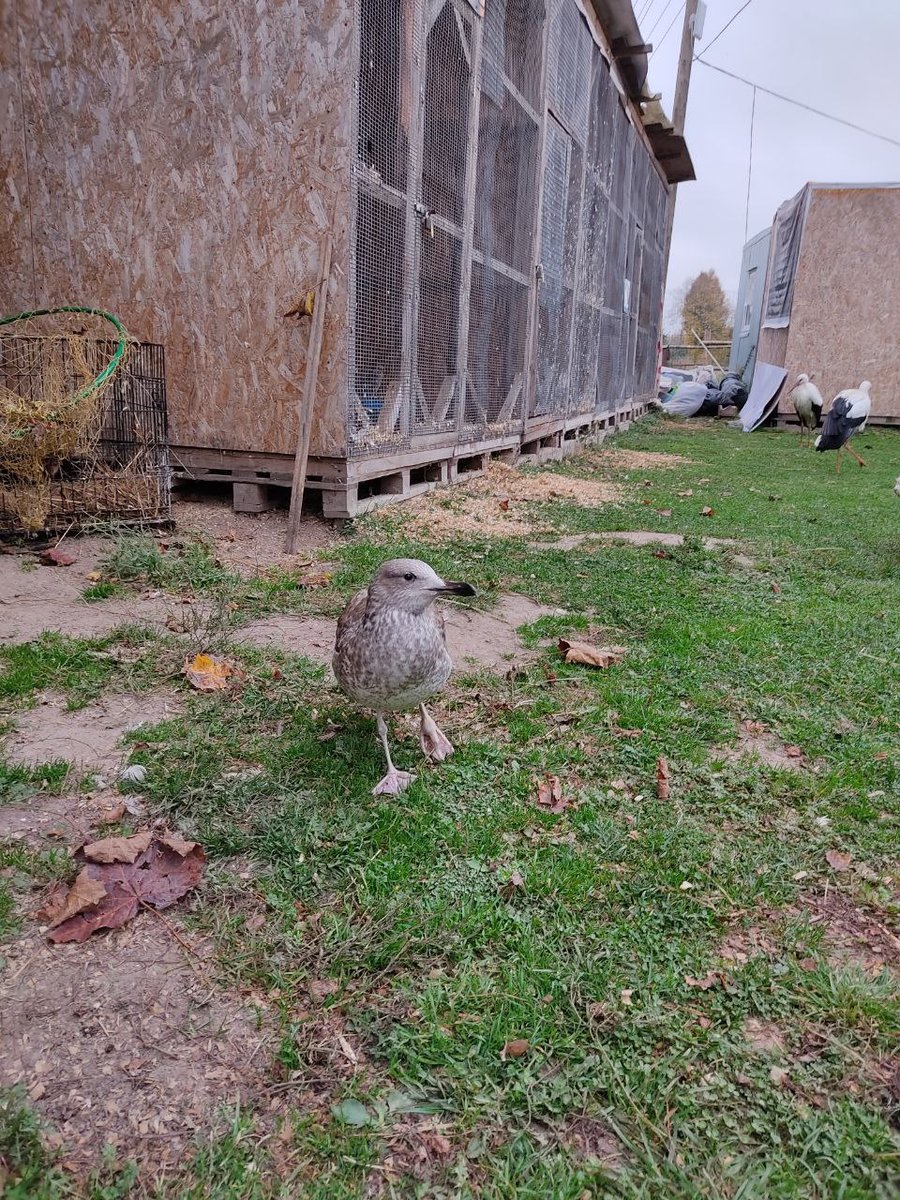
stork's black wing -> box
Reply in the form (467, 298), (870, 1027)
(816, 395), (865, 451)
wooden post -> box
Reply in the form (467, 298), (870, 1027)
(662, 0), (701, 280)
(285, 227), (333, 552)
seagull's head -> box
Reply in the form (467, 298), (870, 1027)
(369, 558), (476, 614)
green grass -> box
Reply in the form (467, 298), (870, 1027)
(1, 419), (898, 1197)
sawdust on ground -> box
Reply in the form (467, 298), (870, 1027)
(370, 463), (622, 540)
(580, 448), (690, 472)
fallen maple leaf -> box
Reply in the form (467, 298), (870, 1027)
(784, 745), (804, 759)
(535, 774), (572, 814)
(84, 569), (102, 582)
(685, 971), (728, 991)
(83, 829), (153, 865)
(558, 639), (626, 669)
(656, 508), (673, 517)
(501, 1038), (530, 1059)
(159, 830), (197, 856)
(36, 871), (107, 928)
(48, 838), (205, 943)
(183, 653), (235, 691)
(308, 978), (340, 1003)
(677, 489), (694, 498)
(825, 849), (852, 872)
(700, 506), (715, 517)
(39, 547), (76, 566)
(656, 756), (670, 801)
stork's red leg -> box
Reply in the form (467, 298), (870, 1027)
(846, 444), (867, 468)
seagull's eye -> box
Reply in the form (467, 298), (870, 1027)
(403, 572), (415, 581)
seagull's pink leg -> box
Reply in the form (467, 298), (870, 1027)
(372, 713), (415, 795)
(419, 704), (454, 761)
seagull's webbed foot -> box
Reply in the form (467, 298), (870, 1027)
(419, 705), (454, 762)
(372, 767), (416, 796)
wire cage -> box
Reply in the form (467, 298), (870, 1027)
(0, 331), (170, 535)
(348, 0), (668, 458)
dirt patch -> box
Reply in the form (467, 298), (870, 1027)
(235, 594), (558, 671)
(2, 691), (181, 771)
(744, 1018), (787, 1055)
(173, 492), (335, 577)
(370, 463), (621, 541)
(799, 891), (900, 976)
(562, 1114), (625, 1167)
(0, 538), (181, 646)
(0, 917), (273, 1169)
(714, 721), (807, 773)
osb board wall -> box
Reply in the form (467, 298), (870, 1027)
(777, 187), (900, 420)
(2, 0), (353, 457)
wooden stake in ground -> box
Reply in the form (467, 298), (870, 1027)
(285, 225), (333, 553)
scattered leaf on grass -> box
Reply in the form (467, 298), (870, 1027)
(183, 653), (237, 691)
(331, 1099), (371, 1127)
(700, 506), (715, 517)
(159, 830), (197, 856)
(656, 756), (670, 800)
(309, 979), (340, 1003)
(498, 498), (511, 511)
(743, 720), (766, 734)
(769, 1066), (789, 1087)
(558, 639), (626, 669)
(620, 988), (634, 1007)
(784, 745), (804, 759)
(653, 549), (669, 559)
(85, 569), (102, 582)
(38, 548), (76, 566)
(82, 829), (154, 865)
(798, 957), (817, 972)
(677, 489), (693, 497)
(685, 971), (728, 991)
(825, 849), (852, 872)
(97, 802), (126, 826)
(500, 869), (525, 901)
(535, 774), (573, 814)
(122, 795), (147, 818)
(501, 1039), (530, 1059)
(36, 871), (107, 928)
(656, 508), (673, 517)
(48, 837), (205, 943)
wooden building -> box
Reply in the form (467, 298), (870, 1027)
(2, 0), (693, 517)
(756, 183), (900, 427)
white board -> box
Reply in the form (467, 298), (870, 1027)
(740, 362), (788, 432)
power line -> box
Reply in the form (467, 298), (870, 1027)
(646, 0), (679, 40)
(744, 86), (757, 242)
(697, 0), (757, 60)
(649, 2), (686, 59)
(696, 57), (900, 150)
(636, 0), (657, 22)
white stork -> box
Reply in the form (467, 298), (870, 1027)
(788, 373), (823, 446)
(815, 381), (872, 473)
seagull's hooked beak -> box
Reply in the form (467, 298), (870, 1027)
(431, 580), (476, 597)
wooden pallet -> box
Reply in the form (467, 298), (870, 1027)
(171, 400), (650, 519)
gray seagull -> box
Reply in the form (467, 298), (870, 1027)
(333, 558), (476, 795)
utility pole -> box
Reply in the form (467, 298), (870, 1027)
(662, 0), (702, 278)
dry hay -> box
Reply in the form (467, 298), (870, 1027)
(372, 462), (622, 540)
(0, 309), (135, 531)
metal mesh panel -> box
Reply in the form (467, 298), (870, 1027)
(357, 0), (413, 192)
(484, 0), (544, 109)
(350, 188), (408, 452)
(473, 81), (539, 276)
(414, 224), (462, 431)
(422, 2), (472, 225)
(546, 0), (591, 143)
(466, 261), (529, 428)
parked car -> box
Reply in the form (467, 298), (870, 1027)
(658, 368), (693, 399)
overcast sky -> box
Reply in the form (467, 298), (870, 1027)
(641, 0), (900, 325)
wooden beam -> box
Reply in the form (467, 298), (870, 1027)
(285, 225), (333, 554)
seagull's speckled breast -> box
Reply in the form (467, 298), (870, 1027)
(334, 601), (452, 712)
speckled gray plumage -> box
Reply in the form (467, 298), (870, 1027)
(334, 581), (452, 712)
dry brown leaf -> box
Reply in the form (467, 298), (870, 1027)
(37, 871), (107, 928)
(84, 569), (102, 582)
(49, 839), (205, 944)
(798, 957), (817, 972)
(700, 506), (715, 517)
(498, 498), (511, 511)
(535, 774), (572, 814)
(656, 508), (673, 517)
(769, 1066), (789, 1087)
(771, 582), (782, 594)
(677, 489), (694, 497)
(825, 849), (852, 872)
(743, 720), (766, 734)
(501, 1038), (530, 1059)
(39, 547), (76, 566)
(308, 978), (340, 1003)
(684, 971), (728, 991)
(183, 653), (235, 691)
(652, 549), (669, 559)
(783, 745), (804, 759)
(82, 829), (153, 865)
(656, 756), (670, 801)
(158, 830), (197, 857)
(620, 988), (634, 1006)
(500, 869), (525, 901)
(558, 639), (626, 669)
(96, 802), (126, 826)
